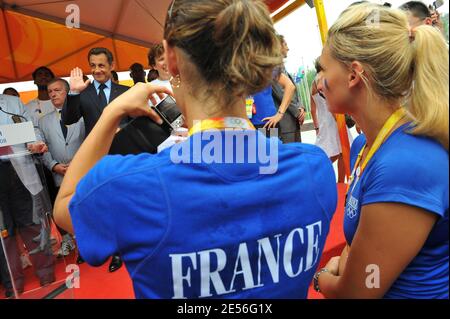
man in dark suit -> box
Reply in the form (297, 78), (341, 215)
(62, 47), (129, 136)
(62, 47), (126, 272)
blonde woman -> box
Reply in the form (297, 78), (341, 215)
(313, 3), (448, 298)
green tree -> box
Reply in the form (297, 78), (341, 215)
(295, 68), (317, 120)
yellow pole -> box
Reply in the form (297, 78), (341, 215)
(314, 0), (351, 181)
(314, 0), (328, 44)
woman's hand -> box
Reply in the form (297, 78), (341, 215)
(106, 82), (173, 122)
(263, 112), (283, 129)
(297, 108), (306, 125)
(325, 256), (340, 276)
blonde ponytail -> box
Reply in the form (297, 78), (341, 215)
(409, 25), (449, 149)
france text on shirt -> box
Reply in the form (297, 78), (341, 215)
(170, 221), (323, 299)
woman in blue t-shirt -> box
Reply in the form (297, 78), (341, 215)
(313, 3), (448, 299)
(53, 0), (338, 299)
(248, 68), (296, 140)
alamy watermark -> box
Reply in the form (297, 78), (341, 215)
(169, 126), (280, 175)
(65, 264), (80, 289)
(65, 4), (80, 29)
(365, 264), (380, 289)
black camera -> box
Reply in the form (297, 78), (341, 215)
(109, 96), (183, 155)
(151, 95), (184, 132)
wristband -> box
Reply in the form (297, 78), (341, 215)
(313, 268), (330, 292)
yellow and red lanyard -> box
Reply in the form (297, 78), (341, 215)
(347, 108), (407, 196)
(188, 117), (255, 137)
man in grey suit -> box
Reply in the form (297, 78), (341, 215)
(62, 47), (125, 272)
(39, 79), (85, 192)
(39, 78), (84, 258)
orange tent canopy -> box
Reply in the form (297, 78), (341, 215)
(0, 0), (290, 84)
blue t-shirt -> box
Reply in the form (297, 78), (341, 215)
(69, 130), (337, 299)
(344, 124), (449, 299)
(250, 87), (277, 126)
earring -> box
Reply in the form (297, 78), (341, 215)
(170, 74), (181, 88)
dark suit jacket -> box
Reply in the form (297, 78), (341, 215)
(62, 82), (129, 135)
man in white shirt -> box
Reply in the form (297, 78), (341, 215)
(25, 67), (56, 126)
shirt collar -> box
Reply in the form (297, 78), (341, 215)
(93, 79), (112, 90)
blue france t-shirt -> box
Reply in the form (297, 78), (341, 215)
(69, 130), (337, 299)
(250, 86), (277, 126)
(344, 124), (449, 299)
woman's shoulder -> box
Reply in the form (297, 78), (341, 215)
(370, 128), (448, 183)
(385, 127), (448, 164)
(89, 152), (172, 183)
(280, 142), (331, 165)
(362, 129), (448, 217)
(282, 141), (329, 155)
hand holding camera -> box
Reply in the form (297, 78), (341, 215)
(107, 82), (173, 122)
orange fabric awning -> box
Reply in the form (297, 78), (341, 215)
(0, 0), (169, 84)
(0, 0), (290, 84)
(0, 10), (151, 84)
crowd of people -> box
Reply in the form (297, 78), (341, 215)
(0, 0), (448, 299)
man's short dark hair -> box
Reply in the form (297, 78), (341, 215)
(32, 66), (55, 80)
(130, 63), (144, 72)
(88, 47), (114, 65)
(47, 78), (70, 93)
(400, 1), (431, 19)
